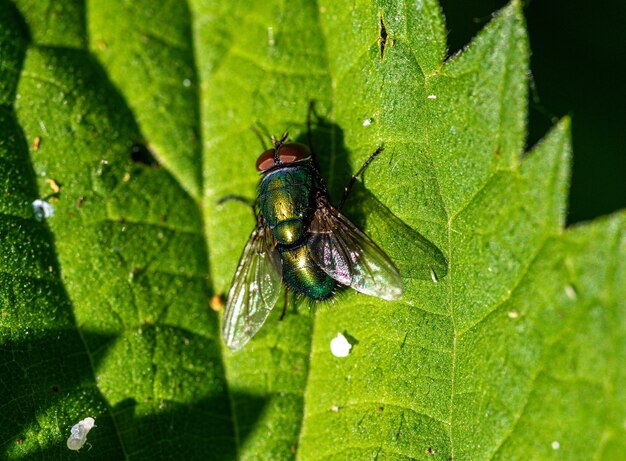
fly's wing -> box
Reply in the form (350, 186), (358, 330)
(222, 224), (282, 351)
(308, 200), (403, 300)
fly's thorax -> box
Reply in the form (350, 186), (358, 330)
(280, 243), (335, 300)
(259, 164), (315, 245)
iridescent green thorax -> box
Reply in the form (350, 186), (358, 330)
(280, 243), (335, 300)
(259, 163), (314, 246)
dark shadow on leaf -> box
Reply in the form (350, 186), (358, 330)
(106, 393), (261, 461)
(1, 15), (244, 458)
(0, 111), (124, 459)
(2, 323), (266, 460)
(0, 328), (125, 460)
(1, 1), (29, 103)
(130, 143), (161, 168)
(345, 185), (449, 281)
(227, 392), (269, 447)
(293, 107), (353, 203)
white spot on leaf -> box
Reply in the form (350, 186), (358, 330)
(330, 333), (352, 357)
(565, 284), (577, 300)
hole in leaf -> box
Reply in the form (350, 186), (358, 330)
(378, 13), (388, 60)
(130, 143), (160, 167)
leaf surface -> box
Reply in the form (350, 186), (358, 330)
(1, 1), (624, 460)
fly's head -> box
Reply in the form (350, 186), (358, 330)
(255, 131), (311, 173)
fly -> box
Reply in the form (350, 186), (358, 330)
(222, 127), (403, 351)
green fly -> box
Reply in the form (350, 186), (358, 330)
(222, 131), (403, 351)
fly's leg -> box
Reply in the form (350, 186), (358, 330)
(217, 195), (254, 207)
(279, 287), (289, 321)
(217, 195), (258, 221)
(338, 145), (385, 210)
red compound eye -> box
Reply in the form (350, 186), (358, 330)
(277, 143), (310, 163)
(255, 143), (311, 172)
(255, 149), (276, 171)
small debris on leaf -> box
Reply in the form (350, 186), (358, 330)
(66, 417), (95, 451)
(32, 199), (54, 220)
(46, 178), (61, 193)
(210, 294), (224, 311)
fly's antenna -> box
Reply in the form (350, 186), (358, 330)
(271, 131), (288, 148)
(271, 131), (289, 164)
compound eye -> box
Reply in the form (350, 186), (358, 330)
(256, 149), (276, 171)
(278, 143), (310, 163)
(255, 143), (311, 172)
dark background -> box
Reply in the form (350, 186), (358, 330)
(440, 0), (625, 224)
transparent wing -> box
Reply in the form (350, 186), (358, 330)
(222, 224), (282, 351)
(308, 199), (403, 300)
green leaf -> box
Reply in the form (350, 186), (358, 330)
(1, 1), (624, 460)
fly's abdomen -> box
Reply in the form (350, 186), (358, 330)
(259, 165), (313, 245)
(280, 244), (335, 300)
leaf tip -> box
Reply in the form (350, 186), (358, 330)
(490, 0), (527, 34)
(556, 115), (572, 134)
(503, 0), (524, 17)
